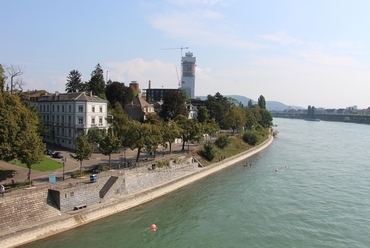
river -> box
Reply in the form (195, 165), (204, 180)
(23, 118), (370, 247)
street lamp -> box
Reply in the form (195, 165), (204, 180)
(62, 158), (66, 181)
(124, 148), (126, 165)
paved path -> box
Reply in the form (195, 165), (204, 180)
(0, 142), (199, 187)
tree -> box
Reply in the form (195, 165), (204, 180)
(175, 115), (203, 151)
(87, 64), (105, 97)
(112, 102), (132, 147)
(206, 92), (232, 129)
(6, 65), (24, 94)
(70, 135), (93, 177)
(160, 91), (188, 121)
(65, 70), (83, 92)
(99, 130), (121, 170)
(0, 64), (6, 93)
(247, 99), (253, 107)
(245, 105), (262, 130)
(18, 132), (45, 186)
(162, 120), (180, 154)
(197, 106), (210, 123)
(258, 95), (266, 109)
(105, 81), (135, 109)
(225, 106), (246, 134)
(258, 108), (273, 128)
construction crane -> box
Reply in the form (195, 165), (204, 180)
(160, 46), (189, 57)
(160, 46), (189, 88)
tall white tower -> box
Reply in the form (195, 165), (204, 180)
(180, 51), (196, 99)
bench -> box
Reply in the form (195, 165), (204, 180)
(73, 204), (87, 210)
(4, 186), (12, 193)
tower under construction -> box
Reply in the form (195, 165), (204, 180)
(180, 51), (196, 99)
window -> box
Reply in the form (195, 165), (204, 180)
(91, 117), (95, 124)
(47, 105), (49, 112)
(68, 129), (71, 136)
(99, 117), (103, 125)
(39, 105), (42, 112)
(68, 116), (72, 125)
(78, 105), (83, 113)
(57, 116), (59, 123)
(52, 115), (55, 122)
(92, 106), (95, 113)
(69, 105), (72, 113)
(52, 105), (55, 112)
(57, 128), (60, 135)
(57, 105), (59, 112)
(62, 105), (64, 112)
(61, 116), (64, 124)
(62, 128), (64, 135)
(78, 118), (83, 125)
(100, 106), (103, 113)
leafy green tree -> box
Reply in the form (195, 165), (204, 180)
(197, 106), (210, 123)
(105, 81), (135, 109)
(65, 70), (83, 92)
(214, 134), (230, 149)
(87, 127), (105, 151)
(245, 105), (262, 130)
(112, 102), (132, 147)
(243, 131), (258, 146)
(201, 141), (216, 161)
(160, 90), (188, 121)
(0, 93), (44, 162)
(258, 95), (266, 109)
(87, 63), (106, 97)
(70, 134), (93, 177)
(175, 115), (203, 151)
(162, 120), (180, 154)
(226, 106), (246, 134)
(206, 92), (232, 129)
(18, 132), (45, 186)
(202, 118), (219, 138)
(258, 108), (273, 128)
(124, 121), (161, 162)
(99, 130), (121, 170)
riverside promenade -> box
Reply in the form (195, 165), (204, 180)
(0, 136), (273, 248)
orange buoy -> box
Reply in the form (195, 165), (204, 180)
(150, 224), (157, 230)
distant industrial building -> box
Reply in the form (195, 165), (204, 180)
(179, 51), (196, 99)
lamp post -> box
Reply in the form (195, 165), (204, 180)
(124, 148), (126, 165)
(62, 158), (66, 181)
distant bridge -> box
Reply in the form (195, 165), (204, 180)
(271, 112), (370, 125)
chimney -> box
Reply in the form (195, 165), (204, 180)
(89, 91), (92, 97)
(149, 80), (151, 89)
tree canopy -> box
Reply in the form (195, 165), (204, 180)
(87, 64), (105, 97)
(160, 90), (188, 121)
(105, 81), (135, 109)
(65, 70), (83, 93)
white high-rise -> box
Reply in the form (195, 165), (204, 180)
(180, 51), (196, 99)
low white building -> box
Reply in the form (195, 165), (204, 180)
(38, 91), (109, 149)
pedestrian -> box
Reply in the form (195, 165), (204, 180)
(0, 184), (5, 196)
(11, 178), (15, 185)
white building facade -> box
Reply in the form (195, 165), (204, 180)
(180, 51), (196, 99)
(38, 91), (109, 149)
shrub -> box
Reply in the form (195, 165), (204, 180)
(201, 141), (216, 161)
(243, 131), (258, 146)
(214, 134), (230, 149)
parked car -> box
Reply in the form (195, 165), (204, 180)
(45, 149), (54, 155)
(52, 152), (63, 158)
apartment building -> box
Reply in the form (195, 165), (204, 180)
(38, 91), (109, 149)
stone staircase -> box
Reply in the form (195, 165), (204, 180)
(99, 176), (118, 198)
(0, 188), (61, 231)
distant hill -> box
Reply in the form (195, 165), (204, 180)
(196, 95), (303, 111)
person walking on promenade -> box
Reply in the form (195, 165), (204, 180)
(0, 184), (5, 196)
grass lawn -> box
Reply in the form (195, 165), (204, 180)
(10, 156), (63, 171)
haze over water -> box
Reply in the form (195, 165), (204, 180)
(23, 118), (370, 248)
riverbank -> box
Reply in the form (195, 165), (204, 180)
(1, 135), (273, 248)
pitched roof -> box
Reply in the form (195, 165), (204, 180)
(39, 91), (106, 102)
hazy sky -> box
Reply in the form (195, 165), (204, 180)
(2, 0), (370, 109)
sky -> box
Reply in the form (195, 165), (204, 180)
(2, 0), (370, 109)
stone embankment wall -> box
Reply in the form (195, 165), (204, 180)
(0, 136), (273, 248)
(50, 157), (198, 212)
